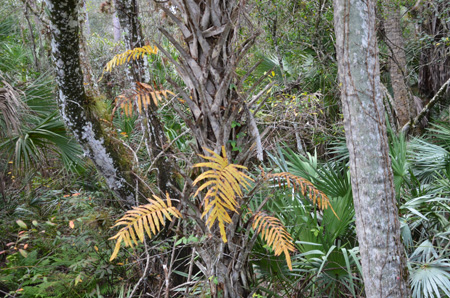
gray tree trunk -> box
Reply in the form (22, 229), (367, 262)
(113, 0), (177, 198)
(383, 2), (412, 127)
(112, 0), (121, 42)
(333, 0), (410, 297)
(78, 0), (99, 96)
(113, 0), (149, 83)
(45, 0), (148, 207)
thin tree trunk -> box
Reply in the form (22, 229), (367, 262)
(113, 0), (149, 83)
(45, 0), (149, 207)
(82, 0), (91, 36)
(78, 0), (99, 96)
(383, 2), (413, 127)
(333, 0), (410, 296)
(112, 0), (121, 42)
(24, 4), (40, 71)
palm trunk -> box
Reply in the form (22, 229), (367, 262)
(156, 2), (263, 296)
(45, 0), (148, 207)
(157, 1), (262, 162)
(333, 0), (410, 296)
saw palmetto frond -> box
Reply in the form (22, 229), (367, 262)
(109, 194), (181, 261)
(113, 82), (174, 117)
(262, 170), (338, 218)
(193, 146), (253, 242)
(252, 211), (296, 270)
(99, 45), (158, 81)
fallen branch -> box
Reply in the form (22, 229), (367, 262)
(402, 77), (450, 135)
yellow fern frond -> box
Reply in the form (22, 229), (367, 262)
(193, 147), (254, 243)
(99, 45), (158, 81)
(109, 194), (182, 261)
(113, 82), (175, 117)
(252, 211), (295, 270)
(262, 170), (338, 218)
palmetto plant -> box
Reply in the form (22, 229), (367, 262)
(257, 147), (359, 296)
(109, 146), (336, 284)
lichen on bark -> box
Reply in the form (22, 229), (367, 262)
(46, 0), (148, 207)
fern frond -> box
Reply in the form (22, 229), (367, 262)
(114, 82), (175, 117)
(99, 45), (158, 81)
(252, 211), (295, 270)
(109, 194), (182, 261)
(262, 170), (338, 218)
(193, 147), (254, 242)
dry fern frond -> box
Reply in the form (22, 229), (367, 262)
(261, 170), (338, 218)
(193, 146), (254, 242)
(99, 45), (158, 81)
(113, 82), (175, 117)
(109, 194), (182, 261)
(252, 211), (295, 270)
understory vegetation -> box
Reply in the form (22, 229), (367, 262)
(1, 0), (449, 297)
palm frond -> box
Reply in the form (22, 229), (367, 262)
(0, 78), (27, 136)
(252, 211), (295, 270)
(410, 240), (450, 298)
(408, 138), (449, 183)
(261, 169), (338, 218)
(193, 146), (253, 242)
(0, 111), (84, 172)
(99, 45), (158, 80)
(113, 82), (174, 117)
(109, 194), (182, 261)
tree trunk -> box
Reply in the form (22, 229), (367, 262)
(113, 0), (149, 83)
(333, 0), (410, 297)
(416, 1), (450, 98)
(78, 0), (99, 96)
(383, 2), (413, 127)
(112, 0), (121, 42)
(45, 0), (148, 207)
(155, 2), (264, 297)
(157, 1), (262, 163)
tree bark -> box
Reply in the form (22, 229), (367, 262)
(45, 0), (148, 207)
(333, 0), (410, 297)
(113, 0), (149, 83)
(78, 0), (100, 96)
(112, 0), (121, 42)
(383, 2), (413, 127)
(156, 1), (262, 163)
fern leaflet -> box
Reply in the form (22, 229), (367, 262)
(252, 211), (295, 270)
(114, 82), (174, 117)
(109, 194), (182, 261)
(262, 170), (338, 218)
(193, 147), (253, 242)
(99, 45), (158, 81)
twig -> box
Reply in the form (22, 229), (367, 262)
(127, 240), (151, 298)
(185, 247), (196, 295)
(402, 77), (450, 135)
(146, 129), (191, 174)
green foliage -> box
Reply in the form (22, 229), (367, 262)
(0, 189), (130, 297)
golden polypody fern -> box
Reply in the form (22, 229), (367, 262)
(193, 147), (253, 242)
(109, 194), (181, 261)
(99, 45), (158, 81)
(251, 211), (296, 270)
(261, 169), (338, 218)
(114, 82), (175, 117)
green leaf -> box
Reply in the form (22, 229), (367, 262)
(16, 220), (27, 229)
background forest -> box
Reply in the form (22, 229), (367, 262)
(0, 0), (449, 297)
